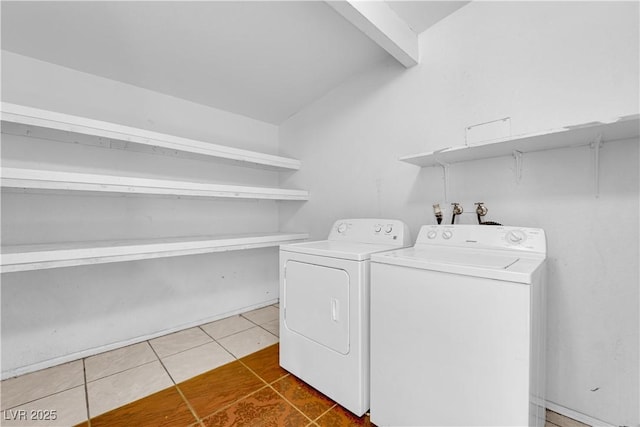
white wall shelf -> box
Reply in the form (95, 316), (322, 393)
(1, 103), (301, 171)
(1, 167), (309, 200)
(400, 114), (639, 167)
(1, 233), (309, 273)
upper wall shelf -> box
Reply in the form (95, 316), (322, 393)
(1, 103), (301, 171)
(1, 232), (309, 273)
(1, 167), (309, 200)
(400, 114), (639, 167)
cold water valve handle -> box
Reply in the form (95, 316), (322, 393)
(475, 202), (488, 224)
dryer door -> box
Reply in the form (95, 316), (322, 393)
(283, 260), (350, 354)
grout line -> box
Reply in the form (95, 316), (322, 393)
(240, 316), (267, 329)
(148, 341), (202, 425)
(214, 342), (237, 363)
(148, 341), (177, 386)
(2, 385), (88, 415)
(199, 322), (259, 344)
(196, 326), (239, 362)
(312, 403), (337, 422)
(210, 328), (279, 359)
(239, 307), (279, 328)
(236, 357), (314, 423)
(1, 378), (86, 414)
(85, 358), (158, 384)
(237, 358), (281, 388)
(198, 320), (254, 342)
(264, 382), (317, 424)
(172, 384), (203, 425)
(82, 359), (91, 426)
(237, 312), (280, 340)
(257, 322), (279, 339)
(191, 383), (271, 423)
(151, 338), (221, 361)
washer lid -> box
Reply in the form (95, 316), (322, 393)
(371, 247), (545, 284)
(280, 240), (400, 261)
(412, 249), (520, 269)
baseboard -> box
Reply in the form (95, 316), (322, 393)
(1, 299), (278, 380)
(546, 400), (617, 427)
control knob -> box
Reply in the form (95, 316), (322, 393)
(385, 225), (393, 234)
(427, 230), (437, 239)
(337, 223), (347, 233)
(506, 230), (526, 244)
(442, 230), (453, 240)
(374, 225), (382, 233)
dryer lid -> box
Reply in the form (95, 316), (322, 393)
(280, 240), (400, 261)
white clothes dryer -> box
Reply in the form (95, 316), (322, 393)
(370, 224), (547, 427)
(279, 218), (410, 416)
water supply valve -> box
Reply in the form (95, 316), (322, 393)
(475, 202), (488, 218)
(474, 202), (503, 226)
(433, 204), (443, 225)
(450, 203), (463, 224)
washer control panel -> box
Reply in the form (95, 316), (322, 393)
(329, 218), (411, 246)
(415, 225), (546, 253)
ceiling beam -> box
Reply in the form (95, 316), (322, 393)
(326, 0), (419, 68)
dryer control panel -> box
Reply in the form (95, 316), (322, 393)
(415, 225), (546, 254)
(328, 218), (411, 247)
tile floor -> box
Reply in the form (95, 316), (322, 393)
(0, 305), (279, 426)
(1, 303), (591, 427)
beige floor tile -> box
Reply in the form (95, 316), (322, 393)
(241, 306), (279, 325)
(1, 386), (87, 427)
(85, 342), (157, 382)
(261, 319), (280, 337)
(217, 326), (279, 358)
(546, 410), (591, 427)
(200, 315), (255, 340)
(149, 327), (213, 358)
(162, 342), (235, 383)
(87, 360), (173, 417)
(0, 361), (84, 410)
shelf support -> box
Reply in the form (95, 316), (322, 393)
(512, 150), (524, 183)
(590, 134), (603, 198)
(436, 159), (450, 205)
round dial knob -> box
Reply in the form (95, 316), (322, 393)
(385, 225), (393, 234)
(506, 230), (526, 244)
(374, 225), (382, 233)
(427, 230), (437, 239)
(442, 230), (453, 240)
(337, 223), (347, 233)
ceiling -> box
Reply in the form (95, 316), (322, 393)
(1, 1), (468, 125)
(387, 1), (469, 34)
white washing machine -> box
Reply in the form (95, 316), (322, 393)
(279, 218), (410, 416)
(370, 224), (547, 427)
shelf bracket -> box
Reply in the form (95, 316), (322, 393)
(512, 150), (524, 183)
(436, 159), (450, 205)
(590, 134), (603, 198)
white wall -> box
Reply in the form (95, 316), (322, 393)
(1, 52), (285, 377)
(279, 2), (639, 425)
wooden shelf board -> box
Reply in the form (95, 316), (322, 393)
(1, 233), (309, 273)
(400, 114), (639, 167)
(1, 168), (309, 200)
(1, 103), (301, 171)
